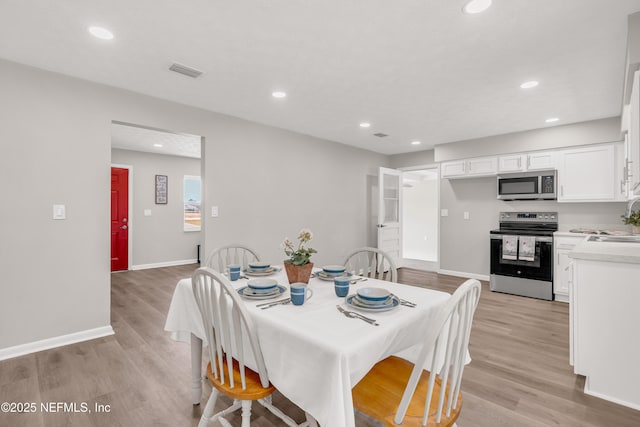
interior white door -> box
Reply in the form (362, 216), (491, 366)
(378, 167), (402, 264)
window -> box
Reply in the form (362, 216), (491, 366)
(184, 175), (201, 231)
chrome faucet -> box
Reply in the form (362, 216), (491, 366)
(626, 196), (640, 218)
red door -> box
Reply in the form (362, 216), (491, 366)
(111, 167), (129, 271)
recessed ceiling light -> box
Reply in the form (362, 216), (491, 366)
(272, 91), (287, 98)
(545, 117), (559, 123)
(411, 141), (421, 145)
(88, 26), (114, 40)
(359, 122), (371, 128)
(153, 143), (163, 148)
(462, 0), (492, 14)
(520, 80), (539, 89)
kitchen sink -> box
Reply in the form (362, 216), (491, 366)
(587, 235), (640, 243)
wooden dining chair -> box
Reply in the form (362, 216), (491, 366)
(205, 245), (261, 272)
(191, 267), (300, 427)
(343, 247), (398, 282)
(352, 279), (481, 426)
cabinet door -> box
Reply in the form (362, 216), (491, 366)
(441, 160), (466, 178)
(629, 70), (640, 194)
(555, 249), (572, 297)
(467, 156), (497, 176)
(498, 154), (526, 172)
(527, 151), (556, 170)
(558, 145), (616, 201)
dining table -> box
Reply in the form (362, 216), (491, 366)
(164, 266), (453, 427)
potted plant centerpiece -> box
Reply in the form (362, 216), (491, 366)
(282, 229), (317, 284)
(622, 210), (640, 235)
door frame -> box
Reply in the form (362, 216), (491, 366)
(111, 163), (133, 271)
(398, 163), (441, 272)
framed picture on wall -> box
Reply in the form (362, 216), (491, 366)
(155, 175), (168, 204)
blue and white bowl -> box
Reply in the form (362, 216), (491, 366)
(247, 278), (278, 290)
(248, 261), (271, 270)
(356, 287), (391, 304)
(322, 265), (346, 275)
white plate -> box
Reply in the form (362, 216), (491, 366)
(238, 285), (286, 300)
(345, 294), (399, 312)
(315, 271), (354, 281)
(243, 267), (280, 277)
(247, 278), (278, 290)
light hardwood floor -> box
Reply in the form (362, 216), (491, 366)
(1, 264), (639, 426)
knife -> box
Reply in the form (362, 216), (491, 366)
(257, 298), (291, 309)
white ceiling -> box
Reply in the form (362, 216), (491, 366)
(111, 123), (201, 158)
(2, 0), (640, 155)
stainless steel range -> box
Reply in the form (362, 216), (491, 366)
(489, 212), (558, 300)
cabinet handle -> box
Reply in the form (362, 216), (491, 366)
(560, 185), (564, 197)
(527, 157), (531, 168)
(518, 157), (522, 168)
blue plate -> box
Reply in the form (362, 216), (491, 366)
(345, 294), (399, 312)
(238, 285), (286, 300)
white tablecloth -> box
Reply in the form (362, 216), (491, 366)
(165, 268), (451, 427)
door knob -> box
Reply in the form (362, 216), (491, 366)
(121, 225), (128, 230)
(377, 224), (387, 228)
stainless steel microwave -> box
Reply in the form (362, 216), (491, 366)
(497, 170), (556, 200)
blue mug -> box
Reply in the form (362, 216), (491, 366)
(290, 283), (314, 306)
(228, 264), (241, 281)
(334, 276), (351, 297)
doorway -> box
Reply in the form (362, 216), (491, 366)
(401, 167), (439, 271)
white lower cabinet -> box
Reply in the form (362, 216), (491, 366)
(553, 233), (584, 303)
(571, 257), (640, 409)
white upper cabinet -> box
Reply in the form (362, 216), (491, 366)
(441, 156), (497, 179)
(497, 154), (526, 172)
(557, 143), (625, 202)
(527, 151), (557, 170)
(498, 151), (556, 173)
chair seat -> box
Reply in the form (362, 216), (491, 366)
(207, 358), (275, 401)
(352, 356), (461, 427)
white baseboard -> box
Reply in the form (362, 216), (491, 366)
(584, 380), (640, 411)
(0, 325), (114, 361)
(131, 259), (198, 271)
(438, 269), (490, 282)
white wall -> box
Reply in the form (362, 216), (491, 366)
(111, 148), (202, 268)
(0, 58), (387, 353)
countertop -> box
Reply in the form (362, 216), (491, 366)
(569, 238), (640, 264)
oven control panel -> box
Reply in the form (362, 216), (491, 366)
(499, 211), (557, 223)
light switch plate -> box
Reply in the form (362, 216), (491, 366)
(441, 209), (449, 217)
(464, 211), (470, 220)
(144, 209), (152, 217)
(211, 206), (219, 217)
(53, 204), (66, 220)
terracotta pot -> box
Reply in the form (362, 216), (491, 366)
(632, 225), (640, 235)
(284, 261), (314, 284)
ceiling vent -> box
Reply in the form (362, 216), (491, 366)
(169, 62), (204, 78)
(373, 133), (388, 138)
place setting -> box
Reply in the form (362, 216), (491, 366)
(242, 261), (281, 277)
(237, 278), (286, 300)
(313, 264), (366, 283)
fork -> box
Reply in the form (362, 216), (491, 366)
(336, 305), (379, 326)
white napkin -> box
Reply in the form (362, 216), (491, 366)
(518, 236), (536, 261)
(502, 235), (518, 260)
